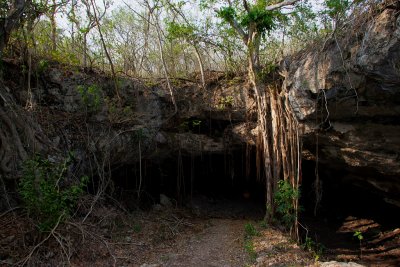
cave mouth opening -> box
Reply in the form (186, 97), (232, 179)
(110, 146), (266, 219)
(299, 159), (400, 264)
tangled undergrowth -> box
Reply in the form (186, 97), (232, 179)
(0, 201), (201, 266)
(19, 154), (88, 232)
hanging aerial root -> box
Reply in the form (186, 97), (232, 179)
(253, 82), (301, 237)
(0, 83), (52, 177)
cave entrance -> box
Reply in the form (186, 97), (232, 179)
(299, 159), (400, 264)
(111, 146), (266, 219)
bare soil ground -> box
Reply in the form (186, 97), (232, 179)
(1, 197), (399, 266)
(141, 218), (250, 267)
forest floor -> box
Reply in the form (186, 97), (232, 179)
(141, 218), (250, 267)
(1, 196), (399, 266)
(0, 196), (313, 266)
(111, 196), (314, 267)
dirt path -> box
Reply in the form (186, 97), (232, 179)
(141, 219), (250, 267)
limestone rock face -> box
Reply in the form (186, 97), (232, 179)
(0, 62), (255, 182)
(1, 2), (399, 213)
(283, 4), (400, 206)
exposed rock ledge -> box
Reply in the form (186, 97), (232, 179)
(283, 4), (400, 206)
(0, 1), (399, 211)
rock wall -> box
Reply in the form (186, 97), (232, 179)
(0, 61), (256, 186)
(1, 2), (399, 210)
(283, 3), (400, 207)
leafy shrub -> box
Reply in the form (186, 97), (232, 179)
(19, 154), (88, 231)
(274, 180), (300, 229)
(244, 223), (259, 238)
(302, 236), (325, 261)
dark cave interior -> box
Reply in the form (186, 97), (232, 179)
(110, 147), (399, 224)
(109, 145), (400, 264)
(299, 160), (400, 265)
(300, 160), (399, 227)
(111, 146), (265, 215)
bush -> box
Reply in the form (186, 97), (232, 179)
(274, 180), (300, 229)
(19, 154), (88, 231)
(302, 236), (326, 261)
(244, 223), (259, 238)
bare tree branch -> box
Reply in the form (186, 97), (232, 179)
(265, 0), (300, 11)
(243, 0), (250, 12)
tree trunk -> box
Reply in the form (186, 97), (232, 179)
(247, 39), (274, 219)
(193, 45), (206, 89)
(49, 0), (57, 52)
(90, 0), (120, 100)
(0, 0), (28, 58)
(83, 34), (88, 68)
(247, 34), (301, 228)
(153, 12), (177, 114)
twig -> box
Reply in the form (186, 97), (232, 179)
(51, 231), (72, 265)
(0, 206), (21, 219)
(69, 221), (117, 266)
(85, 227), (117, 267)
(17, 212), (64, 266)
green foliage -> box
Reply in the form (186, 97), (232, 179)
(77, 84), (102, 112)
(243, 223), (258, 262)
(19, 154), (88, 232)
(353, 230), (363, 241)
(285, 1), (318, 44)
(217, 0), (281, 35)
(259, 220), (268, 229)
(353, 230), (363, 258)
(274, 180), (300, 229)
(28, 20), (80, 66)
(241, 8), (276, 33)
(323, 0), (350, 18)
(244, 223), (259, 238)
(217, 96), (234, 110)
(166, 21), (196, 41)
(302, 236), (326, 261)
(178, 119), (202, 132)
(192, 119), (202, 127)
(217, 6), (236, 22)
(37, 59), (49, 73)
(244, 239), (257, 261)
(50, 50), (81, 66)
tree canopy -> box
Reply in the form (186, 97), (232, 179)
(1, 0), (371, 78)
